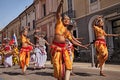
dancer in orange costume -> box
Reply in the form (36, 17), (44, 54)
(19, 27), (34, 74)
(93, 16), (120, 76)
(51, 0), (87, 80)
(66, 24), (83, 76)
(12, 44), (19, 65)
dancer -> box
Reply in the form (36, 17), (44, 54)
(93, 16), (120, 76)
(66, 24), (82, 76)
(38, 32), (49, 69)
(31, 29), (41, 69)
(12, 44), (19, 65)
(3, 38), (13, 67)
(50, 0), (88, 80)
(34, 32), (49, 69)
(19, 27), (34, 74)
(0, 44), (4, 65)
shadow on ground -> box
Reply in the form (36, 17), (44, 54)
(34, 72), (53, 77)
(3, 72), (21, 75)
(75, 72), (97, 77)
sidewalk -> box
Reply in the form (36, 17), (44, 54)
(46, 61), (120, 72)
(73, 62), (120, 72)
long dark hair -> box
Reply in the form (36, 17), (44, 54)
(67, 25), (74, 31)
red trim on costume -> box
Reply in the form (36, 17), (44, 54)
(20, 46), (33, 52)
(95, 39), (106, 46)
(51, 41), (66, 56)
(51, 41), (66, 78)
(53, 41), (66, 47)
(4, 45), (11, 51)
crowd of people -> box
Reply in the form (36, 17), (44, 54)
(0, 0), (120, 80)
(0, 40), (19, 67)
(0, 27), (50, 75)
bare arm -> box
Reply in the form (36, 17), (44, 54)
(67, 30), (87, 49)
(34, 34), (39, 39)
(70, 39), (88, 49)
(56, 0), (63, 19)
(72, 35), (82, 44)
(27, 39), (34, 46)
(27, 41), (34, 46)
(106, 34), (120, 37)
(45, 40), (50, 46)
(76, 37), (84, 40)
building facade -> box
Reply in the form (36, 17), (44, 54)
(19, 3), (36, 44)
(0, 30), (2, 44)
(1, 17), (20, 44)
(1, 3), (36, 46)
(34, 0), (56, 44)
(73, 0), (120, 63)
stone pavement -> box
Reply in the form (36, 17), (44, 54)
(71, 62), (120, 72)
(0, 61), (119, 80)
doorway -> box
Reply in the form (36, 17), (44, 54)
(112, 19), (120, 50)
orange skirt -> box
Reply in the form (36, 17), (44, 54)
(19, 47), (31, 71)
(95, 39), (108, 67)
(51, 41), (72, 78)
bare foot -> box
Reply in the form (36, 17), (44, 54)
(70, 72), (76, 76)
(100, 71), (106, 77)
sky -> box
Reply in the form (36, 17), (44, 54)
(0, 0), (33, 29)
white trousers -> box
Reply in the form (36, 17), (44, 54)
(33, 46), (47, 68)
(4, 55), (13, 67)
(40, 54), (47, 67)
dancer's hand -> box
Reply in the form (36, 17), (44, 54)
(81, 45), (88, 49)
(117, 34), (120, 36)
(84, 43), (91, 47)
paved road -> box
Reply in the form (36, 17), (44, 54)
(0, 62), (120, 80)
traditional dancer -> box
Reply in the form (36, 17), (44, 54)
(19, 27), (34, 74)
(3, 38), (13, 68)
(0, 44), (5, 65)
(93, 16), (120, 76)
(31, 29), (40, 68)
(65, 39), (75, 76)
(34, 32), (49, 69)
(12, 44), (19, 65)
(50, 0), (87, 80)
(66, 24), (80, 76)
(0, 45), (4, 64)
(39, 32), (49, 69)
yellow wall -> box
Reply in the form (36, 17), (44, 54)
(73, 0), (89, 18)
(100, 0), (120, 9)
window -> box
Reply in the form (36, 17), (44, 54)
(113, 20), (120, 27)
(28, 22), (30, 26)
(90, 0), (97, 3)
(33, 20), (35, 29)
(68, 0), (72, 10)
(33, 10), (35, 12)
(42, 4), (46, 16)
(67, 0), (75, 18)
(28, 22), (30, 31)
(112, 20), (120, 49)
(21, 26), (24, 31)
(89, 0), (100, 13)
